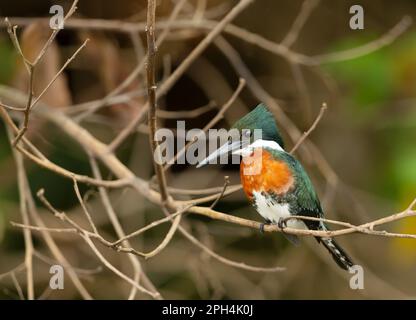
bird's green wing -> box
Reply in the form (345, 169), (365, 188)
(269, 149), (324, 230)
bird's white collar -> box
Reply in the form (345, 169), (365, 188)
(232, 139), (284, 156)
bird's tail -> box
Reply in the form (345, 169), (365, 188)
(317, 235), (354, 271)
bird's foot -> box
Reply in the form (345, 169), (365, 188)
(277, 217), (300, 246)
(278, 217), (288, 231)
(259, 219), (272, 234)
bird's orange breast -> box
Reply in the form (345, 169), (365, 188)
(240, 149), (294, 199)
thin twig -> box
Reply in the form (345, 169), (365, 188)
(6, 126), (34, 299)
(141, 209), (182, 259)
(4, 0), (80, 145)
(29, 39), (89, 112)
(112, 205), (192, 246)
(168, 184), (241, 195)
(22, 178), (92, 299)
(73, 178), (98, 234)
(289, 60), (313, 121)
(32, 0), (79, 66)
(290, 102), (327, 154)
(0, 264), (26, 281)
(179, 225), (285, 272)
(281, 0), (320, 47)
(82, 235), (160, 299)
(0, 101), (25, 111)
(314, 16), (412, 64)
(156, 101), (216, 119)
(10, 272), (24, 300)
(210, 176), (230, 209)
(10, 222), (77, 234)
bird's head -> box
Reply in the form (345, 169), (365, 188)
(197, 103), (284, 168)
(231, 103), (284, 148)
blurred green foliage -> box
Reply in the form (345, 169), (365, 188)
(326, 33), (416, 204)
(0, 39), (15, 247)
(0, 38), (15, 84)
(326, 36), (394, 118)
(326, 33), (416, 264)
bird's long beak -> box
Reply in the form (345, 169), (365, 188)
(196, 140), (242, 168)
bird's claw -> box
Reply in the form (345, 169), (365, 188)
(278, 218), (288, 231)
(259, 220), (271, 234)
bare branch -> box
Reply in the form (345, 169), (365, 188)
(108, 0), (253, 151)
(88, 155), (161, 299)
(187, 201), (416, 239)
(210, 176), (230, 209)
(290, 102), (327, 154)
(82, 235), (160, 299)
(146, 0), (170, 205)
(178, 225), (285, 272)
(29, 39), (89, 112)
(281, 0), (320, 47)
(112, 205), (192, 246)
(314, 16), (412, 64)
(6, 126), (34, 299)
(10, 272), (24, 300)
(73, 178), (98, 234)
(4, 0), (81, 145)
(2, 14), (410, 66)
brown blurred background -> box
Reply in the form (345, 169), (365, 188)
(0, 0), (415, 299)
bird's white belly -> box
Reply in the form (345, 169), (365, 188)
(252, 191), (306, 229)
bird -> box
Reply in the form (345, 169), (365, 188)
(197, 103), (354, 271)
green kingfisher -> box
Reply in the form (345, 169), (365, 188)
(197, 103), (354, 270)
